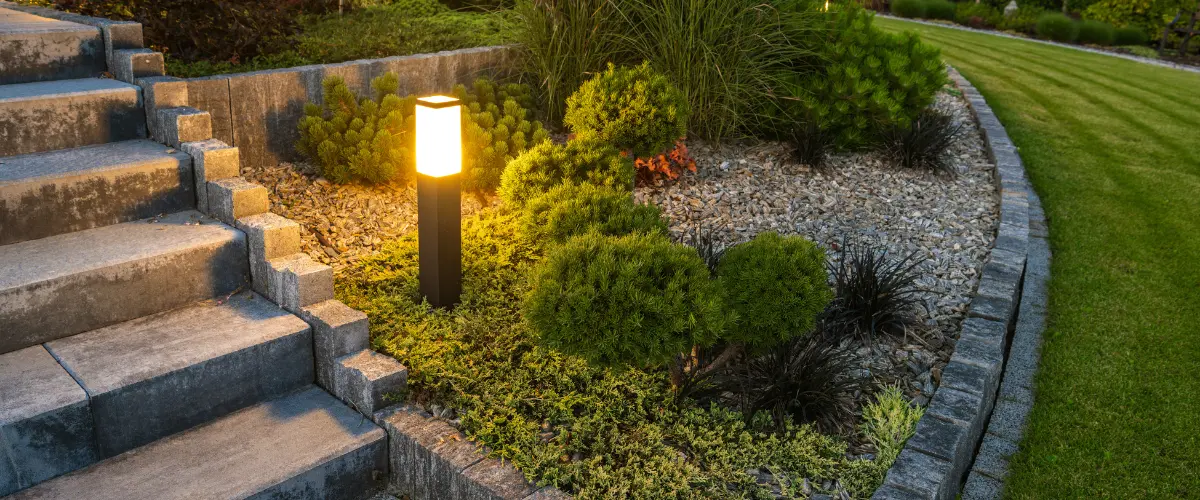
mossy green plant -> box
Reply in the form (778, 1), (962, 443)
(519, 183), (668, 246)
(498, 139), (635, 208)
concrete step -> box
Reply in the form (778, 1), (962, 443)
(0, 7), (105, 85)
(45, 291), (314, 457)
(0, 210), (248, 354)
(0, 78), (145, 157)
(0, 345), (98, 497)
(6, 386), (388, 500)
(0, 140), (195, 245)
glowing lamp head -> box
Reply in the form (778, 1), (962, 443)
(415, 95), (463, 177)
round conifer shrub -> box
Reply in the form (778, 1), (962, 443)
(891, 0), (927, 19)
(1113, 26), (1148, 46)
(1036, 13), (1079, 42)
(524, 232), (726, 368)
(1077, 20), (1115, 45)
(564, 62), (690, 159)
(925, 0), (956, 21)
(499, 139), (635, 208)
(716, 232), (832, 348)
(520, 183), (668, 245)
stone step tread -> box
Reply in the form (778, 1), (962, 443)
(0, 210), (235, 290)
(0, 7), (97, 34)
(5, 386), (385, 500)
(0, 345), (86, 427)
(0, 139), (187, 184)
(0, 78), (136, 102)
(46, 292), (309, 396)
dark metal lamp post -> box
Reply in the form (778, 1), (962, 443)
(415, 95), (463, 308)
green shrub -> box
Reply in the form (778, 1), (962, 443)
(523, 232), (726, 368)
(297, 73), (543, 186)
(520, 183), (668, 245)
(955, 2), (1003, 28)
(499, 139), (635, 208)
(564, 62), (690, 159)
(716, 232), (832, 348)
(1113, 26), (1149, 45)
(1077, 19), (1116, 44)
(454, 79), (551, 191)
(891, 0), (927, 18)
(297, 73), (416, 183)
(924, 0), (957, 20)
(1083, 0), (1192, 42)
(778, 4), (946, 147)
(1036, 13), (1080, 42)
(998, 5), (1046, 33)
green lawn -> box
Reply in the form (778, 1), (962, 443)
(875, 18), (1200, 498)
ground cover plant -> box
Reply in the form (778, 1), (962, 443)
(878, 17), (1200, 497)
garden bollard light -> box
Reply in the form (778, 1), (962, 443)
(415, 95), (463, 308)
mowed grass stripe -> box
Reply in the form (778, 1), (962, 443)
(925, 36), (1200, 167)
(877, 17), (1200, 498)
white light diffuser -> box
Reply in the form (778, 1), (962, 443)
(415, 95), (463, 178)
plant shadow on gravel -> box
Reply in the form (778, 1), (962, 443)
(337, 209), (904, 499)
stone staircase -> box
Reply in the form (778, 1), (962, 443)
(0, 6), (399, 499)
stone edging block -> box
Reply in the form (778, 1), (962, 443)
(874, 66), (1049, 500)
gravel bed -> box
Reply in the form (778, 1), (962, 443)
(247, 88), (998, 412)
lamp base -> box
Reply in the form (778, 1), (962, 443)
(417, 172), (462, 308)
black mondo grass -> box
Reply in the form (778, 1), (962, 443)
(724, 333), (863, 434)
(789, 118), (835, 169)
(678, 223), (726, 275)
(825, 240), (926, 341)
(879, 109), (962, 173)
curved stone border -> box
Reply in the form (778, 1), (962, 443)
(872, 67), (1049, 500)
(880, 14), (1200, 75)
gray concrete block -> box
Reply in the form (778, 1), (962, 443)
(993, 222), (1028, 256)
(111, 48), (162, 83)
(268, 253), (334, 313)
(0, 346), (98, 496)
(0, 9), (104, 85)
(186, 76), (234, 146)
(960, 317), (1007, 344)
(46, 292), (313, 456)
(181, 138), (239, 213)
(966, 294), (1014, 325)
(871, 484), (931, 500)
(906, 415), (971, 465)
(0, 139), (194, 245)
(334, 350), (408, 415)
(237, 212), (301, 296)
(926, 387), (984, 428)
(939, 359), (998, 397)
(0, 78), (145, 156)
(984, 399), (1031, 442)
(155, 106), (212, 148)
(882, 448), (953, 499)
(228, 66), (323, 168)
(7, 386), (387, 500)
(0, 211), (248, 353)
(952, 333), (1004, 372)
(459, 457), (538, 499)
(961, 472), (1003, 500)
(302, 299), (369, 391)
(998, 374), (1034, 404)
(207, 177), (268, 225)
(138, 75), (187, 136)
(379, 407), (487, 500)
(971, 435), (1019, 480)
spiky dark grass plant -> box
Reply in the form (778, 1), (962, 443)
(825, 241), (926, 341)
(789, 118), (836, 169)
(677, 223), (727, 275)
(722, 333), (863, 433)
(877, 109), (961, 173)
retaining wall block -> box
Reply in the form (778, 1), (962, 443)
(156, 107), (212, 148)
(111, 48), (162, 83)
(207, 177), (267, 225)
(181, 139), (239, 213)
(302, 299), (370, 391)
(334, 350), (408, 415)
(267, 253), (334, 313)
(882, 448), (954, 499)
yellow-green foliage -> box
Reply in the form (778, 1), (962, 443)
(297, 72), (416, 184)
(840, 386), (924, 493)
(298, 73), (544, 187)
(498, 139), (636, 208)
(564, 62), (690, 158)
(519, 183), (668, 246)
(1083, 0), (1190, 40)
(454, 79), (551, 191)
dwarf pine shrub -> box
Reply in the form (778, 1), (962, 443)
(1036, 13), (1079, 42)
(297, 73), (544, 186)
(1077, 20), (1115, 45)
(564, 62), (690, 159)
(524, 231), (726, 368)
(716, 232), (832, 349)
(520, 183), (668, 245)
(498, 139), (635, 208)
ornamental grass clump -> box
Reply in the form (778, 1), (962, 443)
(565, 62), (689, 159)
(716, 232), (833, 349)
(519, 183), (668, 245)
(825, 241), (926, 340)
(523, 232), (727, 369)
(498, 139), (635, 207)
(877, 109), (962, 173)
